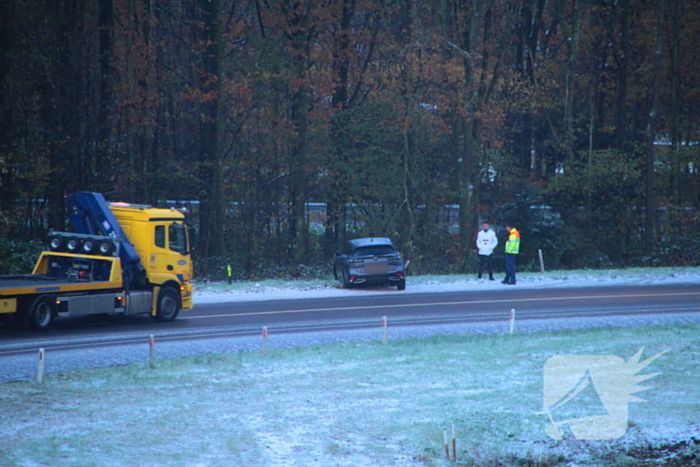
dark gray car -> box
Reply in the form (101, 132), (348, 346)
(333, 237), (406, 290)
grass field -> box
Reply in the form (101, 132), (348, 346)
(1, 320), (698, 466)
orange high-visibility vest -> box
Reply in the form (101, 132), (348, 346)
(505, 228), (520, 254)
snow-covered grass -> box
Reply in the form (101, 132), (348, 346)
(1, 267), (698, 466)
(1, 324), (698, 465)
(193, 266), (700, 304)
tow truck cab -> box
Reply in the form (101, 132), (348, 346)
(109, 203), (193, 311)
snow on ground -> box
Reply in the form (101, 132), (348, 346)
(1, 316), (698, 467)
(193, 266), (700, 304)
(0, 267), (698, 466)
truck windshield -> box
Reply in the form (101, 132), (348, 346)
(168, 224), (188, 254)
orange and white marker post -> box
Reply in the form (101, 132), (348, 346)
(149, 335), (155, 369)
(538, 249), (545, 272)
(452, 423), (457, 462)
(37, 348), (45, 384)
(262, 326), (268, 356)
(381, 316), (387, 345)
(443, 429), (449, 460)
(509, 309), (516, 335)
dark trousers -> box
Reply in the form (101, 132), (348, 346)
(504, 253), (517, 284)
(477, 254), (493, 279)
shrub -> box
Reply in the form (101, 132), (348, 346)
(0, 238), (44, 275)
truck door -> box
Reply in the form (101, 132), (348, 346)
(150, 223), (191, 280)
(167, 223), (192, 281)
(151, 224), (169, 273)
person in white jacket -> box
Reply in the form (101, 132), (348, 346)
(476, 222), (498, 280)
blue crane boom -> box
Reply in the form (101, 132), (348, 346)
(68, 191), (145, 286)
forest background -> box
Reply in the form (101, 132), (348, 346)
(1, 0), (699, 280)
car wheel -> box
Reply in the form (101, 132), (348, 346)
(154, 287), (180, 322)
(341, 269), (353, 289)
(396, 279), (406, 291)
(27, 295), (54, 331)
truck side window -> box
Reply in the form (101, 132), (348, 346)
(169, 224), (187, 253)
(155, 225), (165, 249)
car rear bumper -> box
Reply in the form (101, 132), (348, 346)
(349, 271), (405, 285)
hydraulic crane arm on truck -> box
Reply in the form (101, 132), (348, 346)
(0, 192), (193, 331)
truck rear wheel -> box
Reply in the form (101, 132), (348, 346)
(28, 295), (54, 331)
(155, 287), (180, 322)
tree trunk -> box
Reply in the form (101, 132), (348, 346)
(399, 0), (415, 252)
(668, 0), (681, 204)
(46, 0), (86, 230)
(563, 0), (580, 160)
(281, 0), (313, 263)
(98, 0), (114, 192)
(457, 0), (478, 257)
(324, 0), (355, 258)
(0, 0), (16, 225)
(289, 54), (310, 263)
(614, 0), (630, 150)
(197, 0), (226, 264)
(644, 0), (665, 252)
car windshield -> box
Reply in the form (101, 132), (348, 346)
(353, 245), (396, 257)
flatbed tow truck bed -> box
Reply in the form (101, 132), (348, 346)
(0, 275), (60, 287)
(0, 252), (126, 327)
(0, 275), (120, 294)
(0, 251), (124, 300)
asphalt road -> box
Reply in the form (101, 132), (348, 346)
(0, 283), (698, 382)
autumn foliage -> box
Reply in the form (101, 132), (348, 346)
(1, 0), (699, 277)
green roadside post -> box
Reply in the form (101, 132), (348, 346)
(227, 264), (232, 284)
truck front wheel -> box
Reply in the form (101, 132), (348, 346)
(155, 287), (180, 322)
(28, 295), (54, 331)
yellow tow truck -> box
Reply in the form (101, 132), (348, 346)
(0, 192), (193, 330)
